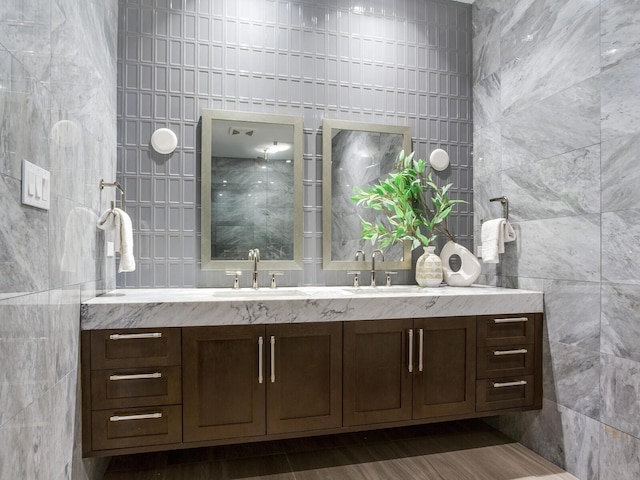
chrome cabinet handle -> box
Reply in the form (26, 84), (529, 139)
(493, 317), (528, 324)
(492, 380), (528, 388)
(270, 336), (276, 383)
(493, 348), (528, 356)
(109, 412), (162, 422)
(109, 372), (162, 381)
(109, 332), (162, 340)
(408, 329), (413, 373)
(258, 336), (264, 384)
(418, 328), (424, 372)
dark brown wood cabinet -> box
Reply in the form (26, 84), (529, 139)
(182, 322), (342, 442)
(343, 317), (476, 427)
(475, 313), (543, 412)
(82, 328), (183, 456)
(182, 325), (266, 441)
(413, 316), (476, 418)
(82, 312), (542, 457)
(266, 322), (343, 434)
(343, 319), (413, 426)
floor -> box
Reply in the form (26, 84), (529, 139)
(104, 420), (577, 480)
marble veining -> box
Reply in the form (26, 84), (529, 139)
(80, 286), (543, 330)
(601, 0), (640, 69)
(601, 52), (640, 142)
(472, 122), (502, 178)
(600, 354), (640, 440)
(599, 424), (640, 480)
(472, 71), (501, 130)
(601, 210), (640, 284)
(602, 132), (640, 212)
(502, 215), (601, 282)
(544, 341), (601, 419)
(0, 175), (49, 297)
(500, 6), (600, 116)
(500, 0), (599, 66)
(502, 145), (601, 222)
(601, 283), (640, 362)
(543, 280), (600, 352)
(501, 76), (600, 170)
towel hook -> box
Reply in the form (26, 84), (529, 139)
(100, 179), (125, 210)
(489, 196), (509, 220)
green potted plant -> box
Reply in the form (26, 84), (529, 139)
(350, 150), (467, 286)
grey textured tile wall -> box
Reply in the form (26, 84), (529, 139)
(0, 0), (117, 479)
(117, 0), (474, 288)
(473, 0), (640, 478)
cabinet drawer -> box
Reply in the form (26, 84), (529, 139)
(91, 366), (181, 410)
(477, 345), (534, 379)
(91, 405), (182, 451)
(90, 328), (181, 370)
(477, 314), (535, 347)
(476, 375), (534, 412)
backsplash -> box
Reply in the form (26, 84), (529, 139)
(117, 0), (474, 288)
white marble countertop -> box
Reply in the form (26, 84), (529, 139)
(80, 285), (543, 330)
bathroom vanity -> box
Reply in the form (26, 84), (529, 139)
(80, 286), (543, 457)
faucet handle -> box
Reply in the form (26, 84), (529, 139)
(225, 270), (242, 289)
(268, 271), (284, 288)
(384, 271), (397, 287)
(347, 271), (361, 288)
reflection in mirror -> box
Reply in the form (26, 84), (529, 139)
(201, 110), (303, 271)
(322, 119), (412, 271)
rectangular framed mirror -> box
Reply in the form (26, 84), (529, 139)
(201, 109), (303, 271)
(322, 119), (413, 271)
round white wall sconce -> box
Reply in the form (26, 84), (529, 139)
(429, 148), (450, 171)
(150, 128), (178, 154)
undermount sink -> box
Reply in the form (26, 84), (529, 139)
(340, 285), (428, 294)
(206, 285), (438, 300)
(209, 287), (309, 299)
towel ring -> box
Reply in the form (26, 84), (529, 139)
(489, 196), (509, 220)
(100, 179), (125, 210)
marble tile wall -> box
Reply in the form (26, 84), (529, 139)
(0, 0), (118, 479)
(473, 0), (640, 478)
(116, 0), (474, 288)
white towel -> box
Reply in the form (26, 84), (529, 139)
(97, 207), (136, 273)
(480, 218), (516, 264)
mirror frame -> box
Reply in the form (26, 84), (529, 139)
(200, 109), (304, 271)
(322, 118), (413, 271)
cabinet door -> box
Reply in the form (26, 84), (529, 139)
(266, 322), (342, 434)
(343, 319), (413, 426)
(183, 325), (265, 442)
(413, 316), (476, 418)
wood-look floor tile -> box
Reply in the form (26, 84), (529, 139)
(426, 444), (572, 480)
(102, 421), (578, 480)
(288, 443), (444, 480)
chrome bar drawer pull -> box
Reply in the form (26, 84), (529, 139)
(258, 336), (264, 384)
(493, 349), (528, 356)
(270, 336), (276, 383)
(109, 372), (162, 381)
(493, 317), (528, 324)
(109, 412), (162, 422)
(408, 329), (414, 373)
(492, 380), (528, 388)
(109, 332), (162, 340)
(418, 328), (424, 372)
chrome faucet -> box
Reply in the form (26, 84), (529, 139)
(371, 249), (384, 286)
(355, 249), (365, 261)
(248, 248), (260, 289)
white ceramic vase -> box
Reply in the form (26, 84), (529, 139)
(439, 240), (481, 287)
(415, 246), (443, 287)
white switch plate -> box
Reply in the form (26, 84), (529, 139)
(107, 241), (115, 257)
(21, 160), (50, 210)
